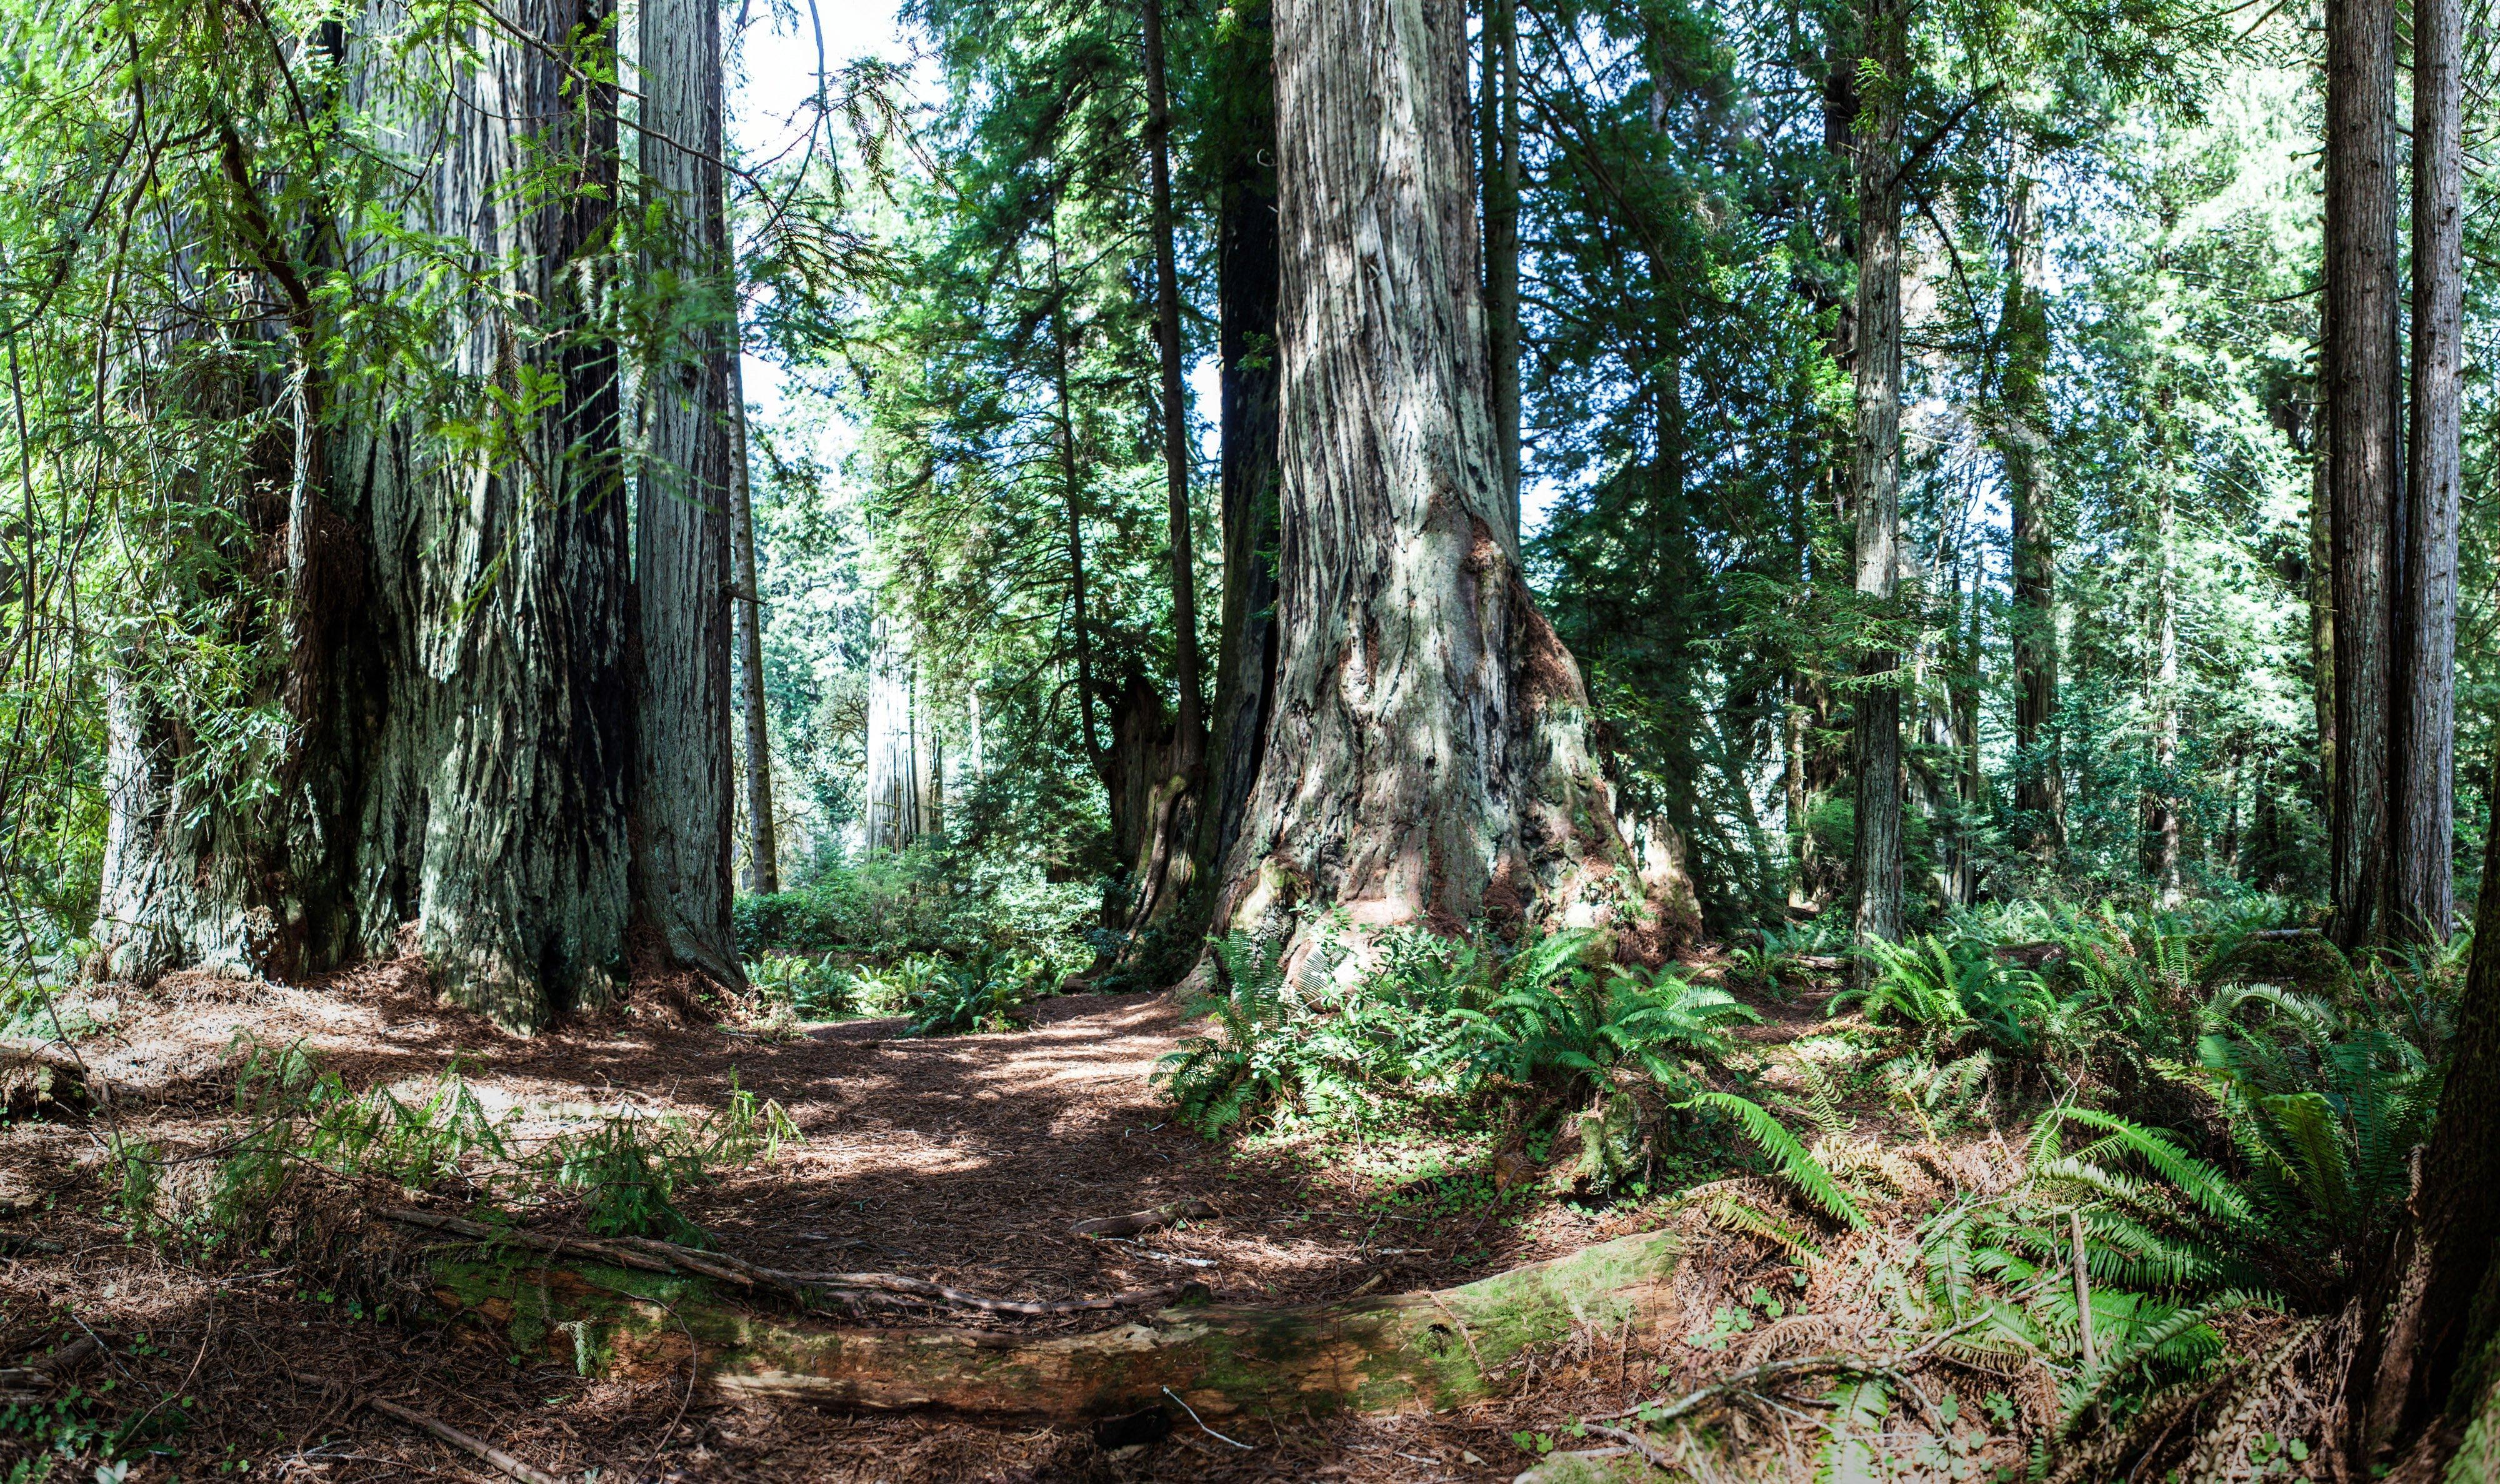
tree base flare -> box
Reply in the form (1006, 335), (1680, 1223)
(426, 1230), (1683, 1420)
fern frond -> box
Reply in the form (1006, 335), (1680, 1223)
(1678, 1092), (1867, 1228)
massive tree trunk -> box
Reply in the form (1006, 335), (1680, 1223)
(634, 0), (739, 983)
(1998, 175), (2061, 860)
(1481, 0), (1522, 542)
(2342, 783), (2500, 1475)
(728, 357), (779, 895)
(1192, 0), (1283, 920)
(1215, 0), (1629, 965)
(2388, 0), (2462, 944)
(2322, 0), (2399, 949)
(91, 2), (728, 1032)
(341, 0), (638, 1032)
(1848, 0), (1906, 964)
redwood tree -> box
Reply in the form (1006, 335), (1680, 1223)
(635, 0), (741, 984)
(2387, 0), (2462, 944)
(2322, 0), (2398, 949)
(1193, 0), (1284, 899)
(1214, 0), (1630, 964)
(1848, 0), (1907, 960)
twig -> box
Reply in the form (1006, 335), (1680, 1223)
(1425, 1292), (1488, 1379)
(1163, 1387), (1254, 1450)
(284, 1370), (562, 1484)
(366, 1397), (566, 1484)
(1583, 1423), (1677, 1470)
(1070, 1198), (1215, 1238)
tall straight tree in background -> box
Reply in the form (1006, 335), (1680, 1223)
(2388, 0), (2462, 943)
(2322, 0), (2398, 949)
(1481, 0), (1522, 538)
(728, 359), (779, 894)
(1194, 0), (1284, 899)
(1849, 0), (1908, 962)
(1218, 0), (1629, 962)
(1125, 0), (1207, 930)
(1999, 176), (2062, 859)
(635, 0), (740, 983)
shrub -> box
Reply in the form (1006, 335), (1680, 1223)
(904, 949), (1054, 1035)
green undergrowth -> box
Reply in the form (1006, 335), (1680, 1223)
(733, 842), (1094, 979)
(1159, 895), (2468, 1480)
(108, 1034), (804, 1252)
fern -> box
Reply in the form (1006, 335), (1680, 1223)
(1676, 1091), (1866, 1228)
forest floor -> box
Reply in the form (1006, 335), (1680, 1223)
(1, 958), (2034, 1483)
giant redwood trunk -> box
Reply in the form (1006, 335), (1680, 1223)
(93, 2), (706, 1033)
(2323, 0), (2399, 949)
(2387, 0), (2462, 945)
(1848, 0), (1907, 963)
(1214, 0), (1629, 963)
(336, 0), (639, 1030)
(2342, 789), (2500, 1475)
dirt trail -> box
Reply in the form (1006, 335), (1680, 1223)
(4, 975), (1672, 1482)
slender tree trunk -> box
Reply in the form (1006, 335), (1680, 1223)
(1481, 0), (1521, 540)
(1218, 0), (1629, 962)
(633, 0), (739, 984)
(2142, 466), (2181, 898)
(1194, 0), (1283, 910)
(862, 612), (922, 855)
(2311, 449), (2337, 839)
(2389, 0), (2462, 943)
(1849, 0), (1907, 966)
(727, 357), (778, 895)
(1124, 0), (1206, 937)
(1047, 214), (1106, 773)
(1999, 175), (2061, 860)
(1951, 569), (1981, 907)
(2324, 0), (2399, 949)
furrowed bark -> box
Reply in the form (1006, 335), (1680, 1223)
(1848, 0), (1907, 969)
(1218, 0), (1631, 964)
(2343, 783), (2500, 1475)
(425, 1230), (1684, 1420)
(98, 4), (644, 1032)
(2388, 0), (2462, 944)
(632, 0), (739, 985)
(2323, 0), (2398, 949)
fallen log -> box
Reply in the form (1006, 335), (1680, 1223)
(421, 1228), (1683, 1421)
(383, 1207), (1206, 1317)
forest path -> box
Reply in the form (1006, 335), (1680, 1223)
(0, 974), (1687, 1481)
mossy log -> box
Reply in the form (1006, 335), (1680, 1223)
(424, 1230), (1683, 1421)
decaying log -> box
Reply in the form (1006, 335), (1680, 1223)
(420, 1228), (1684, 1420)
(384, 1207), (1206, 1317)
(1069, 1199), (1215, 1239)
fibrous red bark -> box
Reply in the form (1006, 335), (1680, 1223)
(1214, 0), (1632, 966)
